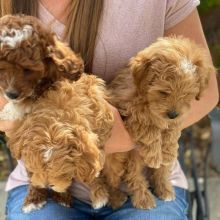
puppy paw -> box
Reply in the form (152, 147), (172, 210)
(132, 190), (156, 209)
(22, 201), (46, 213)
(154, 182), (175, 201)
(108, 190), (128, 209)
(59, 202), (71, 207)
(22, 189), (48, 213)
(91, 188), (109, 209)
(51, 191), (72, 207)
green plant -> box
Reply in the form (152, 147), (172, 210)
(213, 44), (220, 69)
(199, 0), (220, 13)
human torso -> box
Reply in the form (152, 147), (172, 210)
(7, 0), (200, 201)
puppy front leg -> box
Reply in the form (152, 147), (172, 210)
(51, 189), (72, 207)
(125, 151), (156, 209)
(103, 153), (128, 209)
(22, 185), (48, 213)
(136, 128), (163, 168)
(138, 138), (162, 169)
(87, 177), (110, 209)
(161, 129), (181, 165)
(148, 165), (175, 201)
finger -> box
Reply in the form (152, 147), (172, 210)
(0, 96), (8, 109)
(0, 120), (15, 132)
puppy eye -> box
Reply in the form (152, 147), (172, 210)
(159, 91), (169, 97)
(23, 69), (32, 75)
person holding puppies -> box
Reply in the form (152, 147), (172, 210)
(1, 0), (219, 220)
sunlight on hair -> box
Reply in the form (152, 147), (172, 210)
(180, 57), (197, 75)
(43, 146), (54, 162)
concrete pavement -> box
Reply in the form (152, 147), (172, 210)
(0, 182), (7, 220)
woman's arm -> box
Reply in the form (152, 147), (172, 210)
(104, 104), (134, 154)
(0, 95), (134, 154)
(105, 9), (219, 153)
(165, 9), (219, 129)
(0, 10), (217, 154)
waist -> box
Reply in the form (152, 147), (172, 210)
(5, 160), (188, 204)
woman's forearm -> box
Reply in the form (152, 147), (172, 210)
(104, 104), (134, 154)
(182, 77), (219, 129)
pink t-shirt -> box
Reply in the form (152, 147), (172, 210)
(6, 0), (200, 203)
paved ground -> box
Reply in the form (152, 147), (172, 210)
(0, 178), (220, 220)
(0, 182), (7, 220)
(207, 178), (220, 220)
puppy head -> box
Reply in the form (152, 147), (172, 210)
(0, 15), (84, 102)
(0, 15), (49, 101)
(41, 124), (103, 193)
(130, 36), (215, 122)
(30, 172), (69, 193)
(0, 61), (45, 101)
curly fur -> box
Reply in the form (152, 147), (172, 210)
(8, 75), (114, 211)
(105, 36), (215, 209)
(0, 14), (84, 116)
(0, 15), (113, 212)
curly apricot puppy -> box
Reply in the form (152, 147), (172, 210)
(0, 14), (83, 120)
(106, 36), (214, 209)
(0, 14), (92, 212)
(8, 75), (113, 212)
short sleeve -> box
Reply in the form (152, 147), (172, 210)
(165, 0), (200, 30)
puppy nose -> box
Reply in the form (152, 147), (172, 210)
(167, 111), (179, 119)
(5, 91), (20, 99)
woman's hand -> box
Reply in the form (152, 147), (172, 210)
(104, 104), (135, 154)
(0, 96), (16, 134)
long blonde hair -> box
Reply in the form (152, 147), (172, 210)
(0, 0), (103, 72)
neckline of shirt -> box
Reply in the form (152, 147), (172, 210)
(39, 1), (66, 26)
(38, 1), (65, 39)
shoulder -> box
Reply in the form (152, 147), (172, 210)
(165, 0), (200, 30)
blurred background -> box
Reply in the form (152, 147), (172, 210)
(176, 1), (220, 219)
(0, 0), (220, 220)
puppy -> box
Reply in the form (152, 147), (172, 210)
(8, 75), (114, 212)
(0, 15), (91, 212)
(105, 36), (214, 209)
(0, 14), (83, 121)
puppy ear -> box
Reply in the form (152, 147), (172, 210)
(47, 37), (84, 81)
(7, 118), (38, 160)
(7, 141), (22, 160)
(194, 61), (215, 100)
(59, 125), (104, 184)
(71, 128), (104, 184)
(129, 50), (159, 91)
(7, 125), (24, 160)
